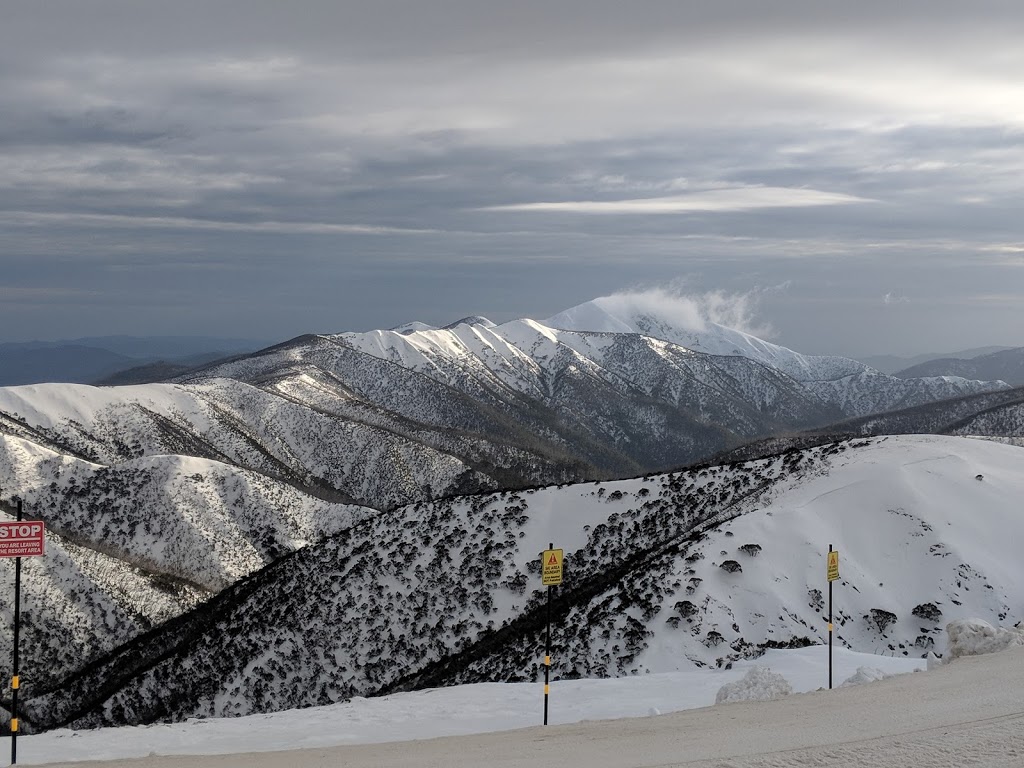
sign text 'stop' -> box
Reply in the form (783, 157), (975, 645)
(0, 521), (45, 558)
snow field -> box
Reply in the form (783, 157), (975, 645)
(22, 644), (920, 764)
(23, 644), (1024, 768)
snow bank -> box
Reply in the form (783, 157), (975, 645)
(946, 618), (1024, 659)
(714, 666), (792, 704)
(840, 667), (891, 687)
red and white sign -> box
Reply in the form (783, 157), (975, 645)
(0, 521), (45, 558)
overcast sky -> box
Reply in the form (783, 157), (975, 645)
(2, 1), (1022, 356)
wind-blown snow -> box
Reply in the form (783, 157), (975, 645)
(544, 294), (867, 382)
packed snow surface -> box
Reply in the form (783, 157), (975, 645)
(22, 645), (1024, 768)
(22, 646), (917, 764)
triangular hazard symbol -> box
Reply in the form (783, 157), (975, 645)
(548, 553), (558, 565)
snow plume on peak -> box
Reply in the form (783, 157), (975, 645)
(544, 288), (865, 382)
(595, 289), (712, 333)
(544, 287), (774, 340)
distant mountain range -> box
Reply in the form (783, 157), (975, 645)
(893, 347), (1024, 386)
(0, 296), (1021, 731)
(856, 347), (1015, 375)
(0, 336), (270, 386)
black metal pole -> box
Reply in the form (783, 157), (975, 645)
(11, 498), (22, 764)
(828, 543), (833, 691)
(543, 542), (552, 726)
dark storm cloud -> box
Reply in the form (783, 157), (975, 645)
(1, 1), (1022, 352)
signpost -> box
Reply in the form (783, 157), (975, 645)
(540, 545), (563, 725)
(0, 522), (44, 559)
(1, 499), (45, 765)
(541, 548), (563, 587)
(826, 546), (839, 689)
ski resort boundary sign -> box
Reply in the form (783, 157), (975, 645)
(827, 549), (839, 582)
(0, 521), (45, 558)
(542, 548), (563, 586)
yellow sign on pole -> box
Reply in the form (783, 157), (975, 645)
(827, 550), (840, 582)
(542, 548), (563, 586)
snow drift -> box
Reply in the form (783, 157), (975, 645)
(945, 618), (1024, 659)
(714, 666), (792, 704)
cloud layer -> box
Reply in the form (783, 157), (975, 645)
(483, 187), (875, 214)
(0, 2), (1022, 355)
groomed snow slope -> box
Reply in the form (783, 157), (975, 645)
(23, 645), (1024, 767)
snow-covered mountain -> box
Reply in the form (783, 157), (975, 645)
(1, 297), (1006, 515)
(0, 432), (373, 691)
(544, 298), (864, 381)
(895, 346), (1024, 386)
(544, 295), (1007, 399)
(17, 435), (1024, 731)
(0, 295), (1015, 716)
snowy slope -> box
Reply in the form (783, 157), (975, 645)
(0, 297), (1015, 714)
(545, 297), (864, 382)
(17, 644), (926, 764)
(0, 434), (369, 591)
(544, 295), (1007, 410)
(0, 494), (207, 693)
(20, 435), (1024, 730)
(0, 378), (505, 510)
(0, 296), (1008, 536)
(0, 433), (374, 689)
(22, 645), (1024, 768)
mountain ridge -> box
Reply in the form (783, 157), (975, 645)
(13, 434), (1024, 731)
(0, 295), (1018, 723)
(895, 347), (1024, 386)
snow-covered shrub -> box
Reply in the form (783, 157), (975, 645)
(807, 589), (824, 612)
(912, 603), (942, 622)
(675, 600), (697, 619)
(866, 608), (897, 633)
(715, 666), (793, 704)
(946, 618), (1024, 659)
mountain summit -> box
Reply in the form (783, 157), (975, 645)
(544, 294), (865, 382)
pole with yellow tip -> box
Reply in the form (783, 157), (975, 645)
(544, 542), (552, 725)
(11, 497), (23, 764)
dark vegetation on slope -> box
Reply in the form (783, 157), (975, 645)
(14, 440), (859, 732)
(0, 323), (1020, 735)
(812, 386), (1024, 438)
(706, 386), (1024, 465)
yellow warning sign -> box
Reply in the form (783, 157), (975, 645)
(542, 548), (563, 586)
(827, 550), (840, 582)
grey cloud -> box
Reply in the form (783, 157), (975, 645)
(4, 2), (1019, 60)
(0, 1), (1022, 354)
